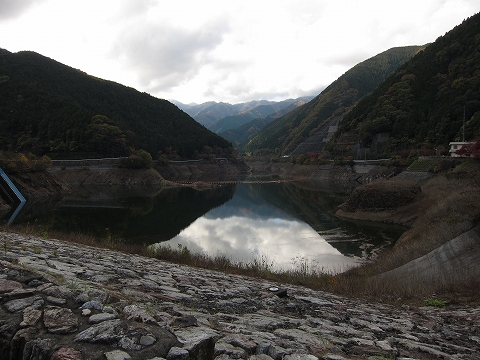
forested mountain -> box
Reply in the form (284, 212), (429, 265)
(331, 12), (480, 157)
(219, 101), (306, 148)
(242, 45), (424, 155)
(0, 49), (232, 159)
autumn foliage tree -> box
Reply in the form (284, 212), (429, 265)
(455, 137), (480, 158)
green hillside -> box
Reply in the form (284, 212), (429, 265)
(332, 12), (480, 157)
(0, 50), (232, 159)
(219, 116), (273, 148)
(242, 45), (423, 155)
(210, 104), (280, 134)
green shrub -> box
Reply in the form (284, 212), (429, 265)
(121, 149), (153, 169)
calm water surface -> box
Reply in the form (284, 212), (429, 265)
(3, 181), (404, 273)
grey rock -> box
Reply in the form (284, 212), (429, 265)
(213, 355), (231, 360)
(80, 300), (103, 310)
(75, 318), (179, 355)
(275, 328), (329, 350)
(103, 305), (117, 314)
(22, 338), (54, 360)
(11, 327), (37, 360)
(4, 295), (44, 313)
(175, 326), (217, 360)
(173, 315), (198, 328)
(27, 279), (45, 287)
(221, 334), (257, 354)
(43, 306), (78, 334)
(0, 279), (22, 294)
(249, 355), (274, 360)
(20, 307), (42, 327)
(268, 345), (287, 360)
(40, 285), (73, 299)
(117, 268), (137, 277)
(2, 287), (36, 299)
(46, 295), (67, 305)
(166, 346), (190, 360)
(7, 270), (20, 277)
(50, 347), (83, 360)
(122, 304), (156, 323)
(283, 355), (318, 360)
(74, 319), (126, 344)
(295, 296), (335, 307)
(89, 312), (117, 324)
(214, 342), (247, 359)
(118, 336), (142, 351)
(105, 349), (132, 360)
(92, 274), (117, 283)
(140, 335), (157, 346)
(74, 293), (90, 303)
(322, 355), (348, 360)
(0, 322), (19, 357)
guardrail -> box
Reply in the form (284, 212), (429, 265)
(0, 168), (26, 225)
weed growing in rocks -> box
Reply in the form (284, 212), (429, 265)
(67, 278), (80, 291)
(424, 298), (447, 307)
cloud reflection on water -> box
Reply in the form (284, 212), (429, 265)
(161, 214), (359, 273)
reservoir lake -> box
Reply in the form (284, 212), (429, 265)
(4, 180), (404, 273)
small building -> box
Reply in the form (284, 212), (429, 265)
(449, 141), (472, 157)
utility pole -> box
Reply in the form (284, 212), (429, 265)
(463, 106), (465, 142)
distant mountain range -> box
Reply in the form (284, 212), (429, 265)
(172, 97), (313, 131)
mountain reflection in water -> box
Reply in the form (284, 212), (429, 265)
(157, 183), (403, 272)
(3, 181), (404, 273)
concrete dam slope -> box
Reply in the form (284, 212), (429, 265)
(376, 224), (480, 286)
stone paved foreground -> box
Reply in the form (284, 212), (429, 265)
(0, 231), (479, 360)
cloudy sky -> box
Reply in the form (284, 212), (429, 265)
(0, 0), (478, 104)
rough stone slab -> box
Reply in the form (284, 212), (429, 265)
(47, 295), (67, 305)
(295, 296), (336, 307)
(0, 278), (22, 294)
(105, 349), (132, 360)
(166, 346), (189, 360)
(214, 342), (247, 359)
(4, 295), (44, 313)
(20, 307), (42, 327)
(89, 312), (117, 324)
(283, 354), (319, 360)
(175, 326), (222, 346)
(50, 347), (83, 360)
(46, 259), (85, 275)
(43, 306), (79, 334)
(74, 319), (125, 344)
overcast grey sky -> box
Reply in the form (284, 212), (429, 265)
(0, 0), (478, 104)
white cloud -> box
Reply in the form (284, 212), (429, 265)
(0, 0), (45, 20)
(111, 19), (229, 91)
(0, 0), (478, 103)
(159, 215), (359, 272)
